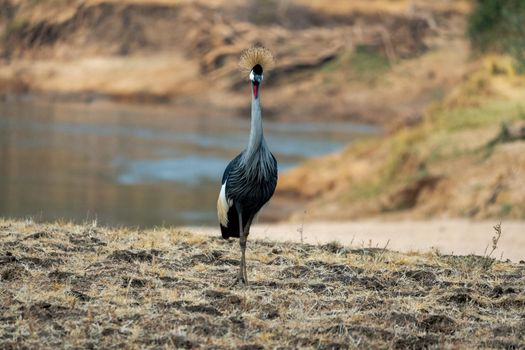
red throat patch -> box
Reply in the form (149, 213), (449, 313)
(253, 84), (259, 98)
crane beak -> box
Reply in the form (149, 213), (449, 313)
(250, 73), (263, 99)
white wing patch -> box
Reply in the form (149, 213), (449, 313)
(217, 183), (231, 226)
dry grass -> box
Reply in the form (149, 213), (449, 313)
(294, 0), (472, 16)
(1, 218), (524, 349)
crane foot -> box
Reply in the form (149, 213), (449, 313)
(229, 275), (248, 287)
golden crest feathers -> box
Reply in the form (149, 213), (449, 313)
(239, 47), (275, 73)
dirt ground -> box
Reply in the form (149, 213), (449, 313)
(1, 218), (524, 349)
(190, 220), (525, 263)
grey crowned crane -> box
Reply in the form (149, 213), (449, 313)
(217, 47), (278, 286)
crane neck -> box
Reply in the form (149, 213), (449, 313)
(243, 84), (266, 163)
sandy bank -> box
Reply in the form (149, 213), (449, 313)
(186, 220), (525, 262)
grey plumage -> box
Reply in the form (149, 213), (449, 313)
(217, 48), (277, 286)
(219, 92), (278, 239)
(222, 147), (277, 235)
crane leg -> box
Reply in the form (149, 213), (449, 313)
(242, 221), (252, 284)
(231, 210), (248, 287)
(240, 229), (248, 285)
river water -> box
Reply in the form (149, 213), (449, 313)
(0, 99), (379, 227)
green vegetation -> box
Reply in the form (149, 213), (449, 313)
(349, 45), (391, 79)
(322, 45), (391, 84)
(1, 17), (28, 43)
(433, 99), (525, 132)
(468, 0), (525, 72)
(499, 203), (513, 217)
(336, 58), (525, 218)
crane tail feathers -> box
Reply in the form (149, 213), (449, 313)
(220, 206), (240, 239)
(218, 182), (240, 239)
(217, 184), (230, 227)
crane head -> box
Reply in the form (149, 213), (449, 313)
(239, 47), (274, 98)
(250, 64), (263, 98)
(250, 64), (263, 83)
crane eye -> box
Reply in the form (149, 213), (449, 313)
(252, 64), (263, 75)
(249, 71), (263, 82)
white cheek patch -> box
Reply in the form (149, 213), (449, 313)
(249, 71), (254, 81)
(217, 183), (230, 226)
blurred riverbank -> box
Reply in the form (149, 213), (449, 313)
(2, 0), (524, 225)
(0, 0), (470, 127)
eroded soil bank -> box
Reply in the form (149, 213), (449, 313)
(0, 0), (470, 126)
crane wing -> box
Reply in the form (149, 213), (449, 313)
(217, 154), (242, 228)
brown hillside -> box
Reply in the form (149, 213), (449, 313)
(272, 59), (525, 222)
(1, 0), (470, 125)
